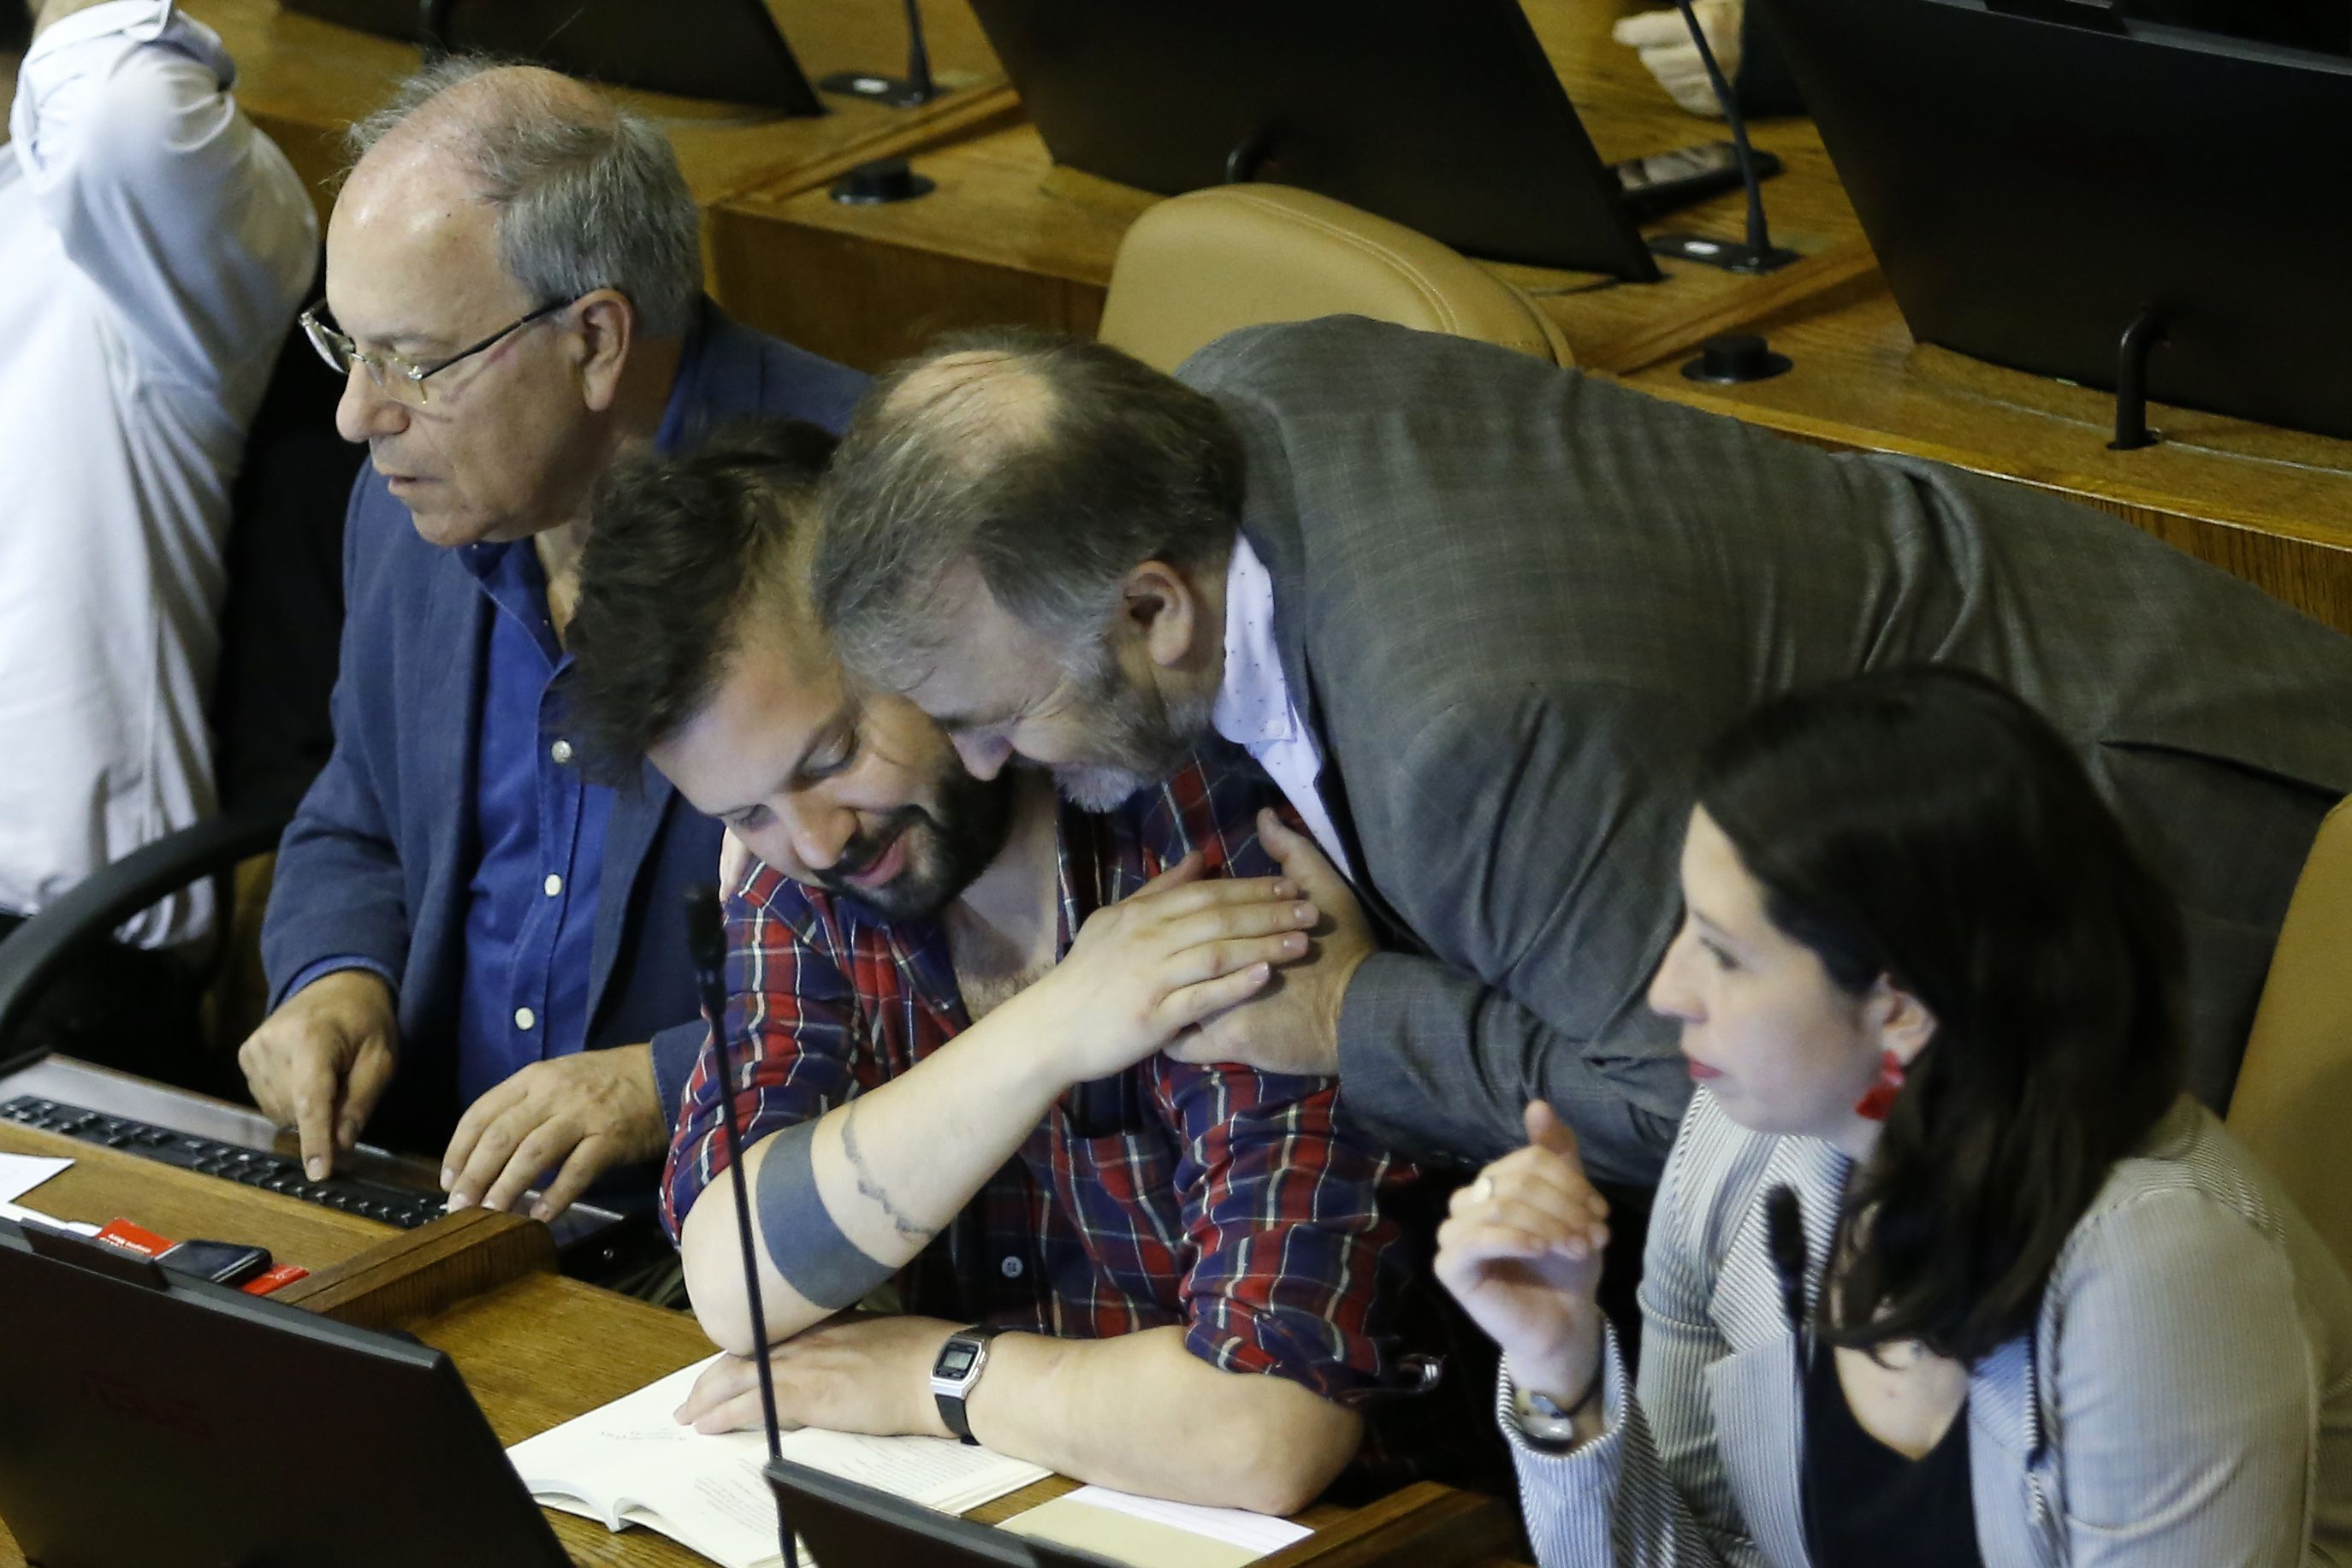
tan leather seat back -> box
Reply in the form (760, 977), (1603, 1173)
(1096, 184), (1573, 373)
(2232, 798), (2352, 1275)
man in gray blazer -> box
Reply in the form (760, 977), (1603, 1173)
(809, 316), (2352, 1186)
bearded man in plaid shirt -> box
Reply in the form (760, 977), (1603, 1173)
(566, 420), (1440, 1515)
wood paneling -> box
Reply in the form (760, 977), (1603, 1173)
(1616, 291), (2352, 633)
(2, 1121), (1511, 1567)
(179, 0), (1016, 235)
(0, 1120), (389, 1269)
(708, 0), (1871, 372)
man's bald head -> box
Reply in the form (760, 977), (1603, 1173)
(340, 56), (701, 338)
(812, 328), (1244, 692)
(874, 348), (1064, 468)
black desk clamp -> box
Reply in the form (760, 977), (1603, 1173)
(2109, 308), (2166, 451)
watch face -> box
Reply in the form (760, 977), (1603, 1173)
(937, 1342), (979, 1378)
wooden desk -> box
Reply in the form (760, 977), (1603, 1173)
(705, 0), (1869, 372)
(1, 1121), (1517, 1568)
(0, 1117), (391, 1270)
(1612, 287), (2352, 636)
(181, 0), (1019, 242)
(697, 0), (2352, 630)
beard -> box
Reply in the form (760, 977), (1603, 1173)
(1047, 653), (1218, 813)
(808, 766), (1017, 920)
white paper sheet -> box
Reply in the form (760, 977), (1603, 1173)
(507, 1354), (1052, 1568)
(0, 1197), (98, 1236)
(0, 1151), (73, 1205)
(1041, 1487), (1313, 1554)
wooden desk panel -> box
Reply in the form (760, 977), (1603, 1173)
(0, 1120), (391, 1269)
(1616, 288), (2352, 634)
(401, 1271), (723, 1566)
(182, 0), (1017, 235)
(708, 0), (1868, 372)
(0, 1126), (1508, 1566)
(390, 1269), (1513, 1567)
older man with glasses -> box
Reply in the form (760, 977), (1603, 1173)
(239, 58), (862, 1259)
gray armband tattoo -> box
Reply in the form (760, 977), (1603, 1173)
(753, 1118), (894, 1311)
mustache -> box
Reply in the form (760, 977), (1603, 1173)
(819, 805), (933, 884)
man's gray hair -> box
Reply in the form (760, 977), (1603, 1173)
(347, 57), (702, 338)
(812, 328), (1245, 692)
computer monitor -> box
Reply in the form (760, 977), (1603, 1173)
(964, 0), (1660, 281)
(281, 0), (824, 113)
(0, 1217), (570, 1568)
(765, 1459), (1124, 1568)
(1763, 0), (2352, 441)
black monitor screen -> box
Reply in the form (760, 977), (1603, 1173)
(0, 1220), (568, 1568)
(968, 0), (1657, 280)
(1768, 0), (2352, 440)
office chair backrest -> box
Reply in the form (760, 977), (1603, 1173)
(2231, 797), (2352, 1277)
(1094, 183), (1573, 373)
(206, 252), (364, 1056)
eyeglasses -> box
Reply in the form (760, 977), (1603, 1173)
(299, 296), (578, 408)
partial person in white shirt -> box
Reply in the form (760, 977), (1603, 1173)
(0, 0), (314, 1063)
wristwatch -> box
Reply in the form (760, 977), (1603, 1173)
(930, 1325), (1007, 1446)
(1511, 1374), (1602, 1453)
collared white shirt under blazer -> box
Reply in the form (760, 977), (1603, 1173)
(1210, 532), (1358, 884)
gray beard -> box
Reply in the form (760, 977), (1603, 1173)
(1052, 762), (1160, 813)
(1048, 668), (1218, 813)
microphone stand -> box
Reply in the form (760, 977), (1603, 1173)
(1649, 0), (1799, 275)
(684, 887), (797, 1568)
(815, 0), (938, 108)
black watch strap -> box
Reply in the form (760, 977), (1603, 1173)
(932, 1325), (1007, 1445)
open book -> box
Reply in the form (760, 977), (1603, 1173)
(507, 1357), (1052, 1568)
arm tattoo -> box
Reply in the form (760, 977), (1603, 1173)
(841, 1098), (939, 1245)
(753, 1118), (895, 1311)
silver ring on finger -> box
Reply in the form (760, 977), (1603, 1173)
(1470, 1175), (1497, 1204)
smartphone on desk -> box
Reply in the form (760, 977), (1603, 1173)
(1614, 141), (1786, 221)
(156, 1239), (273, 1287)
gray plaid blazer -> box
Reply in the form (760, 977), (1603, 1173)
(1176, 318), (2352, 1184)
(1503, 1094), (2352, 1565)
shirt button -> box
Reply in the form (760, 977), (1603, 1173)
(549, 738), (573, 766)
(998, 1257), (1024, 1280)
(514, 1007), (536, 1032)
(543, 873), (563, 897)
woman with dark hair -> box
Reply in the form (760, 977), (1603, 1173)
(1435, 666), (2352, 1565)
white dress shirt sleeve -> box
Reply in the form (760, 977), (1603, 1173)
(10, 1), (316, 388)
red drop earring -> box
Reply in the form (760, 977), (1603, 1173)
(1853, 1050), (1907, 1121)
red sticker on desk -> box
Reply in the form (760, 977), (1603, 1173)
(92, 1220), (307, 1294)
(244, 1263), (309, 1296)
(95, 1218), (173, 1257)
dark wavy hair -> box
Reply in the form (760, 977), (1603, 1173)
(1696, 666), (2187, 1363)
(566, 417), (838, 784)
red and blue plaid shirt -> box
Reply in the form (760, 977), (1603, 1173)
(663, 749), (1413, 1404)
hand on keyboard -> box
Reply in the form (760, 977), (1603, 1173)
(237, 969), (400, 1181)
(440, 1042), (666, 1223)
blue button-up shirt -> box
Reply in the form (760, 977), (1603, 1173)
(448, 540), (613, 1109)
(292, 334), (707, 1111)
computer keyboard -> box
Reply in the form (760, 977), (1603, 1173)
(1, 1095), (448, 1229)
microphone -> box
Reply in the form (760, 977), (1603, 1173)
(1763, 1183), (1810, 1343)
(1651, 0), (1799, 276)
(815, 0), (939, 108)
(684, 886), (797, 1568)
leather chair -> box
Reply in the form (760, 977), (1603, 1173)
(1094, 183), (1573, 373)
(2231, 798), (2352, 1276)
